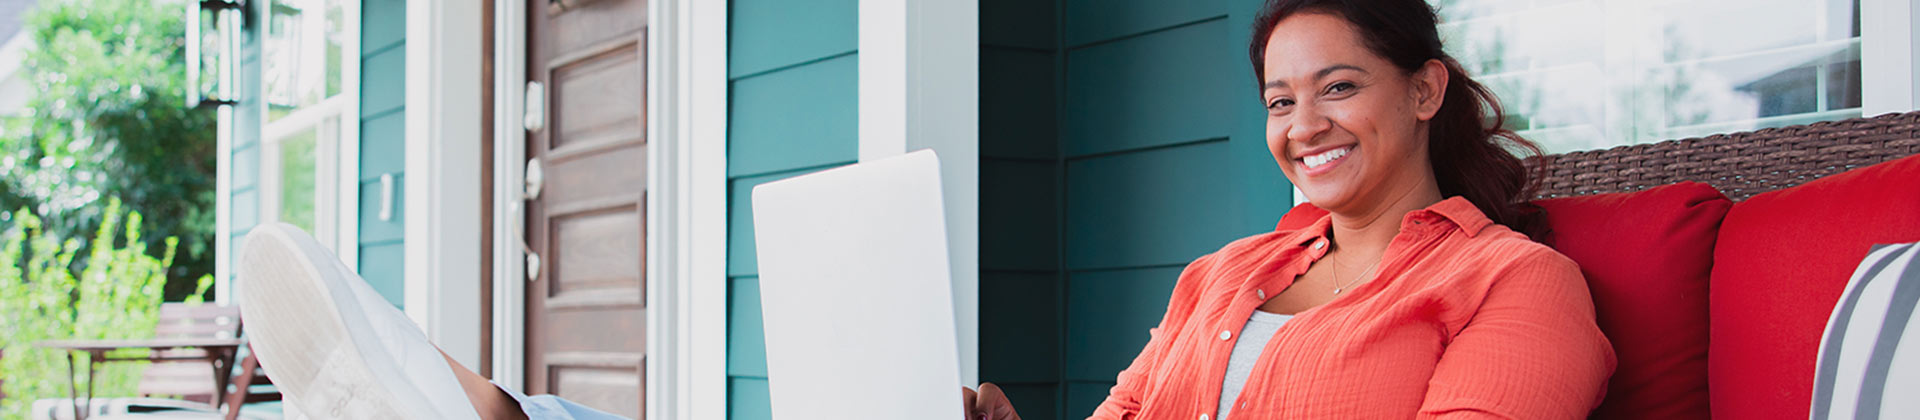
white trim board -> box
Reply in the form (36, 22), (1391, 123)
(686, 0), (733, 416)
(405, 0), (485, 368)
(1864, 0), (1920, 115)
(858, 0), (981, 386)
(646, 0), (733, 416)
(489, 0), (530, 391)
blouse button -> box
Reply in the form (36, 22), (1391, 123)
(1200, 415), (1210, 420)
(1256, 289), (1266, 300)
(1312, 240), (1326, 249)
(1218, 330), (1231, 340)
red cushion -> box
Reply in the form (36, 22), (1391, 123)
(1710, 154), (1920, 419)
(1276, 183), (1729, 419)
(1536, 182), (1727, 419)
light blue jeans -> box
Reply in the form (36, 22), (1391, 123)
(494, 381), (631, 420)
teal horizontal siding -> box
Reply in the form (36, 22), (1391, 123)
(998, 383), (1061, 420)
(1064, 266), (1181, 381)
(362, 0), (404, 54)
(356, 176), (405, 243)
(980, 159), (1057, 271)
(727, 0), (857, 78)
(358, 242), (405, 307)
(980, 48), (1058, 161)
(1064, 140), (1243, 270)
(359, 112), (406, 177)
(360, 47), (406, 117)
(728, 377), (773, 419)
(980, 271), (1061, 383)
(725, 164), (849, 278)
(1064, 0), (1223, 47)
(727, 276), (767, 378)
(978, 3), (1285, 420)
(982, 0), (1055, 51)
(726, 2), (859, 417)
(1063, 19), (1236, 158)
(1065, 381), (1113, 420)
(356, 0), (406, 308)
(727, 54), (859, 178)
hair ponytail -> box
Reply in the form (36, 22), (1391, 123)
(1250, 0), (1548, 240)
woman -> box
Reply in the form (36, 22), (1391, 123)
(968, 0), (1615, 418)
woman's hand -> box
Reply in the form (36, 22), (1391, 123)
(962, 382), (1022, 420)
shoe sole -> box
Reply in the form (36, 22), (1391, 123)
(238, 224), (413, 419)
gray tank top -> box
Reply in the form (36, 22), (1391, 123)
(1218, 310), (1293, 420)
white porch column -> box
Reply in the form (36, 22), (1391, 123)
(859, 0), (981, 386)
(405, 0), (485, 368)
(1864, 0), (1920, 115)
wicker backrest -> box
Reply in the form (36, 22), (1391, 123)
(1532, 111), (1920, 201)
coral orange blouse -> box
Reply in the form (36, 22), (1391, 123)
(1090, 197), (1615, 420)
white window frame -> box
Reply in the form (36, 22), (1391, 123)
(261, 0), (361, 264)
(1432, 0), (1879, 150)
(1863, 0), (1920, 114)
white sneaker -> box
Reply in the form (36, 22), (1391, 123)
(237, 223), (481, 420)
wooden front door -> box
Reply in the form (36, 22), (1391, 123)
(523, 0), (648, 417)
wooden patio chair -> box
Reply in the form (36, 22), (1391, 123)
(131, 303), (244, 406)
(219, 344), (279, 420)
(140, 303), (284, 419)
(36, 303), (247, 420)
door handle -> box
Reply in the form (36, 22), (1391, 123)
(518, 158), (545, 282)
(523, 81), (545, 132)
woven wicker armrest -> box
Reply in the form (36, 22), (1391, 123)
(1532, 111), (1920, 201)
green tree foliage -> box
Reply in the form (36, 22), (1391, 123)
(0, 0), (216, 300)
(0, 198), (190, 419)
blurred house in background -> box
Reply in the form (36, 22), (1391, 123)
(0, 0), (41, 116)
(198, 0), (1920, 419)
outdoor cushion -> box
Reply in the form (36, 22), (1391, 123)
(1274, 183), (1729, 419)
(1535, 182), (1727, 419)
(1810, 241), (1920, 419)
(1711, 153), (1920, 420)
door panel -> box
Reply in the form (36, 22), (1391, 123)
(525, 0), (648, 417)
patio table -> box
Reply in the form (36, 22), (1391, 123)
(36, 338), (246, 420)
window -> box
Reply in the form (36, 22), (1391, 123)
(1431, 0), (1863, 153)
(259, 0), (355, 252)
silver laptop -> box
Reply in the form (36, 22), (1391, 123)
(751, 150), (965, 420)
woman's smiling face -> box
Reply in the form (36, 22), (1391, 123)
(1261, 12), (1445, 214)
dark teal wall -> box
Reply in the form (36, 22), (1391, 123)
(977, 0), (1289, 419)
(724, 0), (859, 418)
(357, 0), (406, 306)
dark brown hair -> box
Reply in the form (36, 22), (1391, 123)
(1250, 0), (1548, 239)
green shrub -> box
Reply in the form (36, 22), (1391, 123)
(0, 198), (184, 419)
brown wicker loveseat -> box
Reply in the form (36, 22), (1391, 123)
(1530, 111), (1920, 419)
(1274, 111), (1920, 418)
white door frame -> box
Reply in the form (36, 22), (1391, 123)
(405, 0), (485, 368)
(648, 0), (733, 417)
(488, 0), (530, 390)
(488, 0), (732, 417)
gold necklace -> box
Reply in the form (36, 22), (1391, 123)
(1330, 256), (1382, 295)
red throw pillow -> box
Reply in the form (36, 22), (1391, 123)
(1710, 154), (1920, 419)
(1276, 183), (1729, 419)
(1536, 182), (1728, 419)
